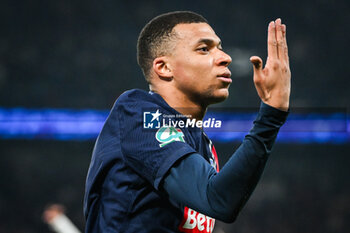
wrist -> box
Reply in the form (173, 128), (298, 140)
(261, 93), (290, 112)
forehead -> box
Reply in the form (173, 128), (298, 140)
(172, 23), (221, 45)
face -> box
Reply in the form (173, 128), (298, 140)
(168, 23), (232, 106)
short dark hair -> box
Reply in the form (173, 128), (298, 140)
(137, 11), (208, 82)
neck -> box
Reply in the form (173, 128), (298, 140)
(150, 85), (207, 121)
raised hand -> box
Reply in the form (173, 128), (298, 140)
(250, 18), (291, 111)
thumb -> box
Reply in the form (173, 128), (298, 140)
(250, 56), (263, 74)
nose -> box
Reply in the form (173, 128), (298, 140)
(216, 49), (232, 67)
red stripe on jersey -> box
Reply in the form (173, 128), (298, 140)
(211, 145), (220, 172)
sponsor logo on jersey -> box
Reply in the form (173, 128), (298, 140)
(178, 207), (215, 233)
(155, 126), (185, 147)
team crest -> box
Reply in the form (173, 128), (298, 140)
(156, 126), (185, 147)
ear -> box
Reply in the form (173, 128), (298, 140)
(152, 56), (173, 80)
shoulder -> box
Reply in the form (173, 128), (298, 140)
(115, 89), (158, 107)
(117, 89), (149, 102)
(112, 89), (170, 114)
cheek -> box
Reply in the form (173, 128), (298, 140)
(172, 59), (193, 82)
(174, 58), (212, 79)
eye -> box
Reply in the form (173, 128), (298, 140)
(197, 47), (209, 53)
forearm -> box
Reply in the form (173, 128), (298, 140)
(162, 103), (288, 222)
(207, 137), (271, 222)
(210, 102), (289, 218)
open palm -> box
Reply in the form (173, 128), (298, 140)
(250, 18), (291, 111)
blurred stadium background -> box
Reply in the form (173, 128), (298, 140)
(0, 0), (349, 232)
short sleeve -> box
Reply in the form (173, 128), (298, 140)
(117, 96), (196, 189)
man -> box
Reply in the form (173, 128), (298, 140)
(84, 11), (291, 233)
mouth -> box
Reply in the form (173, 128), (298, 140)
(217, 71), (232, 84)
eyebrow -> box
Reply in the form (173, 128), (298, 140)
(196, 38), (222, 47)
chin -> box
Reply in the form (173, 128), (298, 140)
(208, 89), (229, 105)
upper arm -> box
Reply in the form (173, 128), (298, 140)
(118, 98), (196, 189)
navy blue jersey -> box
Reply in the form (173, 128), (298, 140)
(84, 89), (219, 233)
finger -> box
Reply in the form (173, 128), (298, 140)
(267, 21), (278, 59)
(282, 24), (289, 65)
(250, 56), (263, 71)
(250, 56), (264, 85)
(275, 18), (284, 60)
